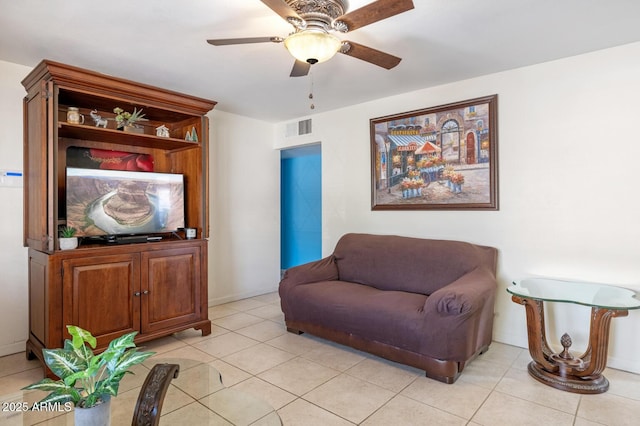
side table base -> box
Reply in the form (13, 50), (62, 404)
(527, 362), (609, 394)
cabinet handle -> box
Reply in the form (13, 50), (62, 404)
(143, 290), (150, 295)
(134, 292), (141, 297)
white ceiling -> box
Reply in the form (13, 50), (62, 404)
(2, 0), (640, 123)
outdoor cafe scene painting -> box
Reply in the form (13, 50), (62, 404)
(371, 95), (498, 210)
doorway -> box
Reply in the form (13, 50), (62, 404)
(280, 144), (322, 273)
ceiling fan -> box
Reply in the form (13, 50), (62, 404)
(206, 0), (415, 77)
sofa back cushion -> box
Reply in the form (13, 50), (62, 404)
(333, 233), (497, 295)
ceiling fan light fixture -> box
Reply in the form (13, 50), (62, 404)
(284, 30), (341, 64)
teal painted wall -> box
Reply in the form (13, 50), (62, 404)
(281, 145), (321, 269)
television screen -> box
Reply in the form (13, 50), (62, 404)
(66, 167), (185, 237)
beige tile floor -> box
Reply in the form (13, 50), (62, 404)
(1, 292), (639, 425)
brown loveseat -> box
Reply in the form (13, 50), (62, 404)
(279, 233), (498, 383)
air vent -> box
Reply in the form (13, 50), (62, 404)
(286, 119), (312, 137)
(298, 119), (312, 135)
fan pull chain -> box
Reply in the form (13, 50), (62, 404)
(309, 70), (315, 110)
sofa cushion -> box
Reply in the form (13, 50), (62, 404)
(333, 233), (493, 295)
(285, 280), (428, 353)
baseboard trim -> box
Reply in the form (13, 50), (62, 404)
(0, 341), (27, 358)
(208, 286), (279, 307)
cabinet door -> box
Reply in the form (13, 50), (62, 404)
(141, 246), (201, 334)
(62, 254), (140, 348)
(23, 80), (56, 252)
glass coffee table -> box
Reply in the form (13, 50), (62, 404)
(0, 357), (282, 425)
(508, 278), (640, 394)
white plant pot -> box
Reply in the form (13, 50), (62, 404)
(74, 397), (111, 426)
(59, 237), (78, 250)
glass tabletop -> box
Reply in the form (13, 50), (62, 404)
(508, 278), (640, 310)
(0, 357), (282, 425)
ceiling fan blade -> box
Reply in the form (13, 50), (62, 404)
(207, 37), (283, 46)
(338, 0), (414, 32)
(290, 60), (311, 77)
(340, 41), (402, 69)
(260, 0), (302, 22)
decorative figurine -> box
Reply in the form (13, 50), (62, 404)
(156, 125), (170, 138)
(90, 110), (108, 128)
(185, 127), (198, 142)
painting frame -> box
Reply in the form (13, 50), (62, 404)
(370, 94), (498, 211)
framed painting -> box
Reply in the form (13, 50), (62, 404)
(370, 94), (498, 210)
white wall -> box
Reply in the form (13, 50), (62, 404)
(275, 42), (640, 373)
(208, 109), (281, 304)
(0, 60), (31, 356)
(2, 42), (640, 374)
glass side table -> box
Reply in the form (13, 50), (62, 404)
(508, 278), (640, 394)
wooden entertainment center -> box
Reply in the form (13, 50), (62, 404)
(21, 60), (216, 371)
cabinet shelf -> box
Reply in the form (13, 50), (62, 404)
(58, 122), (199, 151)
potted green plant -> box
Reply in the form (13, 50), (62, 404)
(23, 325), (155, 426)
(113, 107), (145, 133)
(59, 226), (78, 250)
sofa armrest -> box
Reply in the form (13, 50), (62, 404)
(421, 267), (497, 361)
(279, 256), (339, 317)
(424, 267), (496, 317)
(280, 255), (339, 288)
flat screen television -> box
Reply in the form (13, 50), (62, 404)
(66, 167), (185, 237)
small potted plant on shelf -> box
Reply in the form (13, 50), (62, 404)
(23, 325), (155, 426)
(113, 107), (146, 133)
(59, 226), (78, 250)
